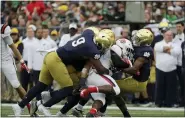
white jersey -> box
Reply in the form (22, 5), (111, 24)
(89, 49), (112, 75)
(86, 48), (120, 105)
(1, 24), (20, 88)
(0, 24), (13, 62)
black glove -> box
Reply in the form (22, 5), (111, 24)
(79, 78), (86, 88)
(72, 85), (81, 95)
(72, 78), (87, 95)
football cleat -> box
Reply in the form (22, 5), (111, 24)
(12, 104), (23, 116)
(38, 104), (51, 116)
(72, 107), (84, 117)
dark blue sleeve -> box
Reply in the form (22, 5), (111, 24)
(83, 30), (101, 60)
(139, 47), (153, 60)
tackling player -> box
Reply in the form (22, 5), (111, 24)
(57, 38), (133, 117)
(12, 27), (115, 116)
(71, 29), (153, 117)
(1, 24), (31, 113)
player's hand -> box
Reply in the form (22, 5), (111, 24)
(20, 59), (30, 73)
(79, 78), (86, 87)
(72, 86), (81, 95)
(73, 85), (87, 95)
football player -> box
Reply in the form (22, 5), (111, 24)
(72, 29), (153, 117)
(12, 27), (115, 116)
(99, 29), (154, 117)
(58, 38), (133, 117)
(79, 38), (133, 117)
(1, 24), (31, 113)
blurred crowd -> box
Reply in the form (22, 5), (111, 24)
(1, 1), (185, 28)
(1, 1), (185, 108)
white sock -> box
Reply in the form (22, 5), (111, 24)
(76, 103), (83, 111)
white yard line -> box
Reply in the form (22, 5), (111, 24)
(2, 103), (184, 112)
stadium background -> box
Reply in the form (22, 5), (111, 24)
(1, 1), (185, 117)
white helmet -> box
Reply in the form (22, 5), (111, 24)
(111, 38), (134, 60)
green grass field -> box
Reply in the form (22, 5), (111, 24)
(1, 104), (184, 117)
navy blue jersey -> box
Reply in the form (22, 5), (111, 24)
(56, 29), (100, 66)
(133, 46), (153, 82)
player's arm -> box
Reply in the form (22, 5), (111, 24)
(89, 58), (110, 75)
(81, 61), (92, 78)
(4, 36), (29, 72)
(76, 61), (92, 90)
(123, 57), (146, 75)
(4, 36), (22, 61)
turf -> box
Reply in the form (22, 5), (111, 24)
(1, 105), (184, 117)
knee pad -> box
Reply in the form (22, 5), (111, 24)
(91, 93), (106, 105)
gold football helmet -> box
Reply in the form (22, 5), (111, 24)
(95, 29), (116, 50)
(86, 27), (100, 36)
(132, 29), (154, 46)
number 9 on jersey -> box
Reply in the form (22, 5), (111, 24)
(72, 37), (85, 47)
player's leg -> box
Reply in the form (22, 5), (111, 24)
(114, 96), (131, 117)
(115, 77), (147, 117)
(72, 98), (89, 117)
(81, 74), (120, 98)
(37, 52), (74, 116)
(56, 95), (81, 116)
(58, 70), (83, 116)
(83, 73), (120, 116)
(116, 77), (147, 93)
(12, 56), (52, 116)
(2, 61), (31, 114)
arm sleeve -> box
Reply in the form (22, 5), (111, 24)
(3, 36), (14, 45)
(2, 25), (11, 38)
(154, 42), (163, 53)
